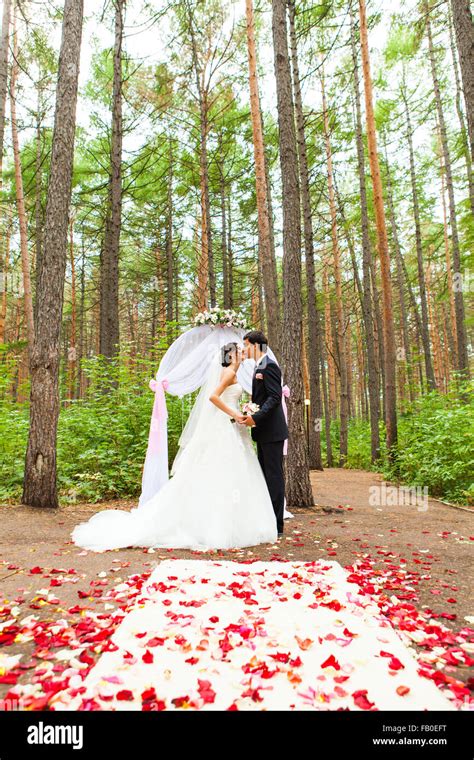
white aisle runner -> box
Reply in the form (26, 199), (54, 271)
(52, 559), (453, 711)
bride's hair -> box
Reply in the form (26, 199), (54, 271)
(221, 342), (238, 367)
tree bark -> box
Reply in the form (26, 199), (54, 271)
(166, 138), (174, 340)
(227, 194), (233, 307)
(0, 0), (11, 167)
(402, 87), (436, 389)
(438, 129), (458, 366)
(425, 258), (443, 390)
(0, 207), (11, 343)
(100, 0), (124, 358)
(426, 1), (470, 378)
(320, 63), (348, 466)
(186, 1), (215, 308)
(287, 0), (323, 470)
(323, 258), (337, 421)
(34, 84), (45, 326)
(196, 193), (208, 312)
(359, 0), (398, 458)
(67, 217), (77, 401)
(23, 0), (84, 508)
(320, 315), (333, 467)
(245, 0), (280, 352)
(448, 3), (474, 214)
(0, 0), (10, 333)
(218, 133), (230, 309)
(384, 150), (415, 402)
(349, 2), (381, 461)
(77, 239), (86, 397)
(271, 0), (313, 506)
(10, 12), (35, 357)
(450, 0), (474, 164)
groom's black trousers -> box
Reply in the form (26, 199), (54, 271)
(256, 440), (285, 534)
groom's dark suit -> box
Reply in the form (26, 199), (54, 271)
(250, 354), (288, 534)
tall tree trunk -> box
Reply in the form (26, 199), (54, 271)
(384, 153), (415, 402)
(350, 1), (380, 461)
(355, 315), (367, 418)
(174, 262), (179, 328)
(0, 0), (11, 304)
(438, 129), (458, 365)
(448, 3), (474, 213)
(10, 12), (35, 357)
(345, 306), (354, 418)
(323, 258), (337, 420)
(426, 1), (470, 378)
(166, 139), (174, 339)
(369, 254), (385, 413)
(198, 89), (215, 306)
(287, 0), (322, 470)
(245, 0), (280, 353)
(320, 64), (348, 466)
(34, 84), (44, 326)
(196, 195), (208, 312)
(0, 207), (11, 343)
(425, 258), (443, 390)
(359, 0), (398, 458)
(402, 88), (436, 389)
(186, 1), (215, 308)
(77, 239), (85, 397)
(450, 0), (474, 163)
(68, 217), (77, 400)
(256, 252), (265, 330)
(336, 188), (369, 418)
(218, 134), (230, 309)
(154, 245), (166, 337)
(0, 0), (11, 163)
(441, 302), (453, 387)
(227, 194), (233, 307)
(23, 0), (84, 508)
(262, 121), (280, 320)
(398, 247), (425, 384)
(271, 0), (313, 506)
(100, 0), (123, 358)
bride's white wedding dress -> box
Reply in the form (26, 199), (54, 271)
(72, 382), (278, 552)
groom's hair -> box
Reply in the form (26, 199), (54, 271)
(243, 330), (268, 352)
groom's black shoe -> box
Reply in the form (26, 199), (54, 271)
(277, 532), (284, 538)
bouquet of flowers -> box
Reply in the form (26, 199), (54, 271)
(193, 307), (248, 329)
(230, 401), (260, 423)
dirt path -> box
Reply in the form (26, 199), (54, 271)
(1, 468), (472, 700)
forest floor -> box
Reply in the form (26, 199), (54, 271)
(0, 468), (472, 704)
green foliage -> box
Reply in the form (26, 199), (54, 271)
(320, 416), (386, 471)
(320, 384), (473, 505)
(1, 368), (472, 506)
(0, 405), (29, 500)
(384, 21), (421, 65)
(385, 383), (474, 505)
(0, 351), (195, 504)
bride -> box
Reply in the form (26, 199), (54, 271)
(71, 342), (278, 551)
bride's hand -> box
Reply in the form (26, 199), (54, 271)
(234, 413), (246, 424)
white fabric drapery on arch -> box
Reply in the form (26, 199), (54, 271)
(138, 324), (281, 507)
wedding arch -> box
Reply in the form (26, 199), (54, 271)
(138, 310), (284, 507)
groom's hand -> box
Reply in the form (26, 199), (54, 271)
(234, 413), (246, 424)
(242, 415), (256, 427)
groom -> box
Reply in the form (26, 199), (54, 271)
(241, 331), (288, 537)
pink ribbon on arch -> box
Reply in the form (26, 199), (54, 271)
(148, 377), (169, 454)
(282, 384), (290, 455)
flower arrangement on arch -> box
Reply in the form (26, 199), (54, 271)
(193, 307), (248, 329)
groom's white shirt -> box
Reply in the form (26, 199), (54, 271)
(255, 354), (265, 368)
